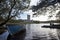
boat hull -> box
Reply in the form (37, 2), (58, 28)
(6, 24), (26, 35)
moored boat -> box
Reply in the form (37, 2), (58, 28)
(6, 24), (26, 35)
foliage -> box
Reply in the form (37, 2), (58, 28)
(31, 0), (60, 20)
(0, 0), (30, 26)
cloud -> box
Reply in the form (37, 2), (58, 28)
(30, 0), (40, 6)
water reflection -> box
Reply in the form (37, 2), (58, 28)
(25, 23), (59, 40)
(0, 23), (60, 40)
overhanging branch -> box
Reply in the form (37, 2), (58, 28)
(0, 0), (16, 26)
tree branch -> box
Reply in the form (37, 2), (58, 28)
(0, 0), (16, 26)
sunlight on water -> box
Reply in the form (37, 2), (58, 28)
(25, 23), (59, 40)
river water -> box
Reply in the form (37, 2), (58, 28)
(25, 23), (60, 40)
(0, 23), (60, 40)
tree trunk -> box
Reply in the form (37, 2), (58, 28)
(0, 0), (16, 26)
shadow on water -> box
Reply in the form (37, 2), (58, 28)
(7, 29), (26, 40)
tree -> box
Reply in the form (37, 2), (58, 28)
(31, 0), (60, 20)
(0, 0), (30, 26)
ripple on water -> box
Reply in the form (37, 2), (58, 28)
(25, 24), (59, 40)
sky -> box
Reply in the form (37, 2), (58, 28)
(20, 0), (40, 20)
(20, 0), (58, 21)
(20, 13), (27, 20)
(30, 0), (40, 6)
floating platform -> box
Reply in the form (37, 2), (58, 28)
(42, 24), (60, 29)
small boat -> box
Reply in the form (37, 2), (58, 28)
(6, 24), (26, 35)
(42, 24), (60, 29)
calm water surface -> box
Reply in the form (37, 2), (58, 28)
(25, 23), (59, 40)
(0, 23), (60, 40)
